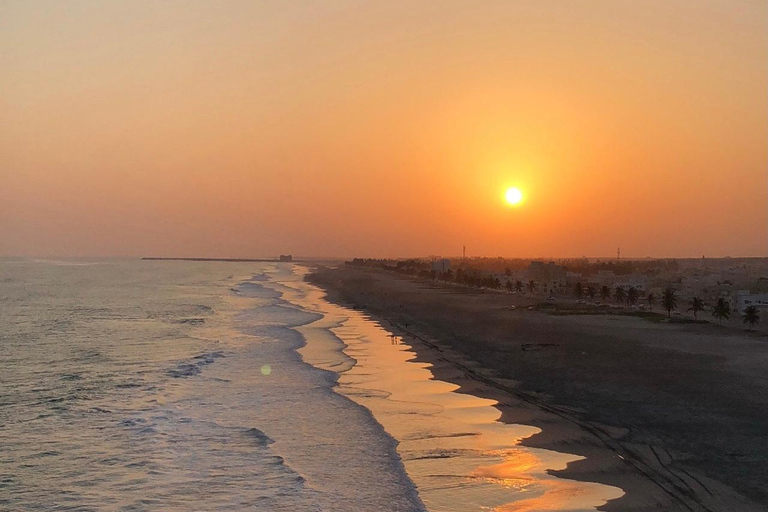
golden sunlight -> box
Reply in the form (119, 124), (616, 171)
(505, 187), (524, 206)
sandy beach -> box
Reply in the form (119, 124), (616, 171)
(307, 264), (768, 512)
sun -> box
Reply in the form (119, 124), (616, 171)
(505, 187), (524, 206)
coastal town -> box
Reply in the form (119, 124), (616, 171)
(348, 256), (768, 331)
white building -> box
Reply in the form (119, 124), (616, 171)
(736, 292), (768, 314)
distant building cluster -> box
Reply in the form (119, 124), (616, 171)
(346, 256), (768, 326)
(279, 254), (293, 262)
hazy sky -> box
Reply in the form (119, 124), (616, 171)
(2, 0), (766, 258)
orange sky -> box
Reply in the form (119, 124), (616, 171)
(1, 0), (766, 258)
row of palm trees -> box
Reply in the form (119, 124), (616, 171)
(569, 282), (761, 329)
(504, 279), (536, 293)
(465, 274), (760, 330)
(686, 296), (760, 329)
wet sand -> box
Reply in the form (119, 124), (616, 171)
(307, 265), (768, 512)
(288, 269), (623, 511)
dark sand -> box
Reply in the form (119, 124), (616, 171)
(307, 265), (768, 512)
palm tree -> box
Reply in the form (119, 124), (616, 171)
(688, 297), (705, 320)
(646, 292), (656, 311)
(574, 282), (583, 298)
(600, 285), (611, 301)
(712, 298), (731, 325)
(527, 280), (536, 293)
(587, 285), (596, 299)
(661, 288), (677, 317)
(515, 280), (523, 292)
(505, 280), (514, 292)
(614, 286), (626, 305)
(743, 305), (759, 330)
(626, 287), (640, 307)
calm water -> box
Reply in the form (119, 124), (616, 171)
(0, 259), (619, 511)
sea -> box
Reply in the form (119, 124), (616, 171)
(0, 259), (621, 511)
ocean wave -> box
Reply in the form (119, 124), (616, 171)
(4, 261), (429, 512)
(245, 427), (274, 447)
(403, 431), (480, 441)
(147, 304), (215, 325)
(174, 317), (206, 325)
(231, 281), (283, 299)
(167, 351), (225, 378)
(237, 304), (322, 329)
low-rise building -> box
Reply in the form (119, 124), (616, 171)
(565, 271), (583, 285)
(693, 283), (737, 306)
(432, 259), (451, 274)
(736, 292), (768, 314)
(545, 279), (568, 296)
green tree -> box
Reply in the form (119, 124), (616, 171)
(614, 286), (626, 305)
(527, 280), (536, 293)
(743, 305), (760, 330)
(600, 285), (611, 301)
(647, 292), (656, 311)
(688, 297), (705, 320)
(515, 280), (523, 292)
(661, 288), (677, 317)
(626, 287), (640, 307)
(574, 282), (583, 298)
(712, 298), (731, 325)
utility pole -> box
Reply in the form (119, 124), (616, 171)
(463, 245), (466, 261)
(617, 247), (621, 262)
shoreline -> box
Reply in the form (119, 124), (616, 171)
(293, 267), (624, 511)
(306, 264), (768, 511)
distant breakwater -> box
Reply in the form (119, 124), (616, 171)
(142, 257), (297, 263)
